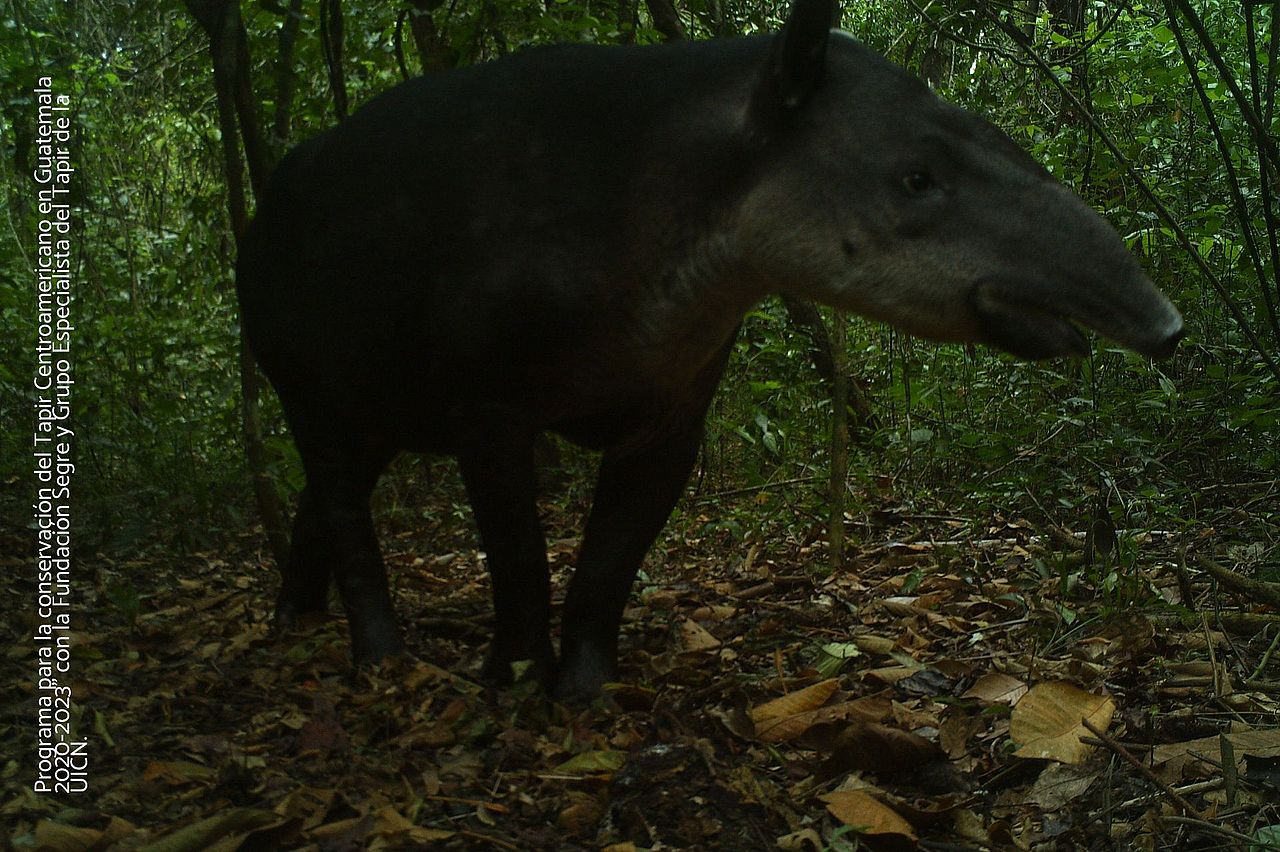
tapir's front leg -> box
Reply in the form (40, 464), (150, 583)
(458, 434), (556, 685)
(557, 425), (703, 699)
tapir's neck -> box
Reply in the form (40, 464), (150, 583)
(630, 222), (761, 378)
(617, 101), (765, 385)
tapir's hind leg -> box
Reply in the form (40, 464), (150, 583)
(276, 485), (335, 622)
(276, 428), (401, 665)
(557, 425), (702, 699)
(458, 433), (556, 685)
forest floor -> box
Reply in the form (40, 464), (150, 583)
(3, 476), (1280, 851)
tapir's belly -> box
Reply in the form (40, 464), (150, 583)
(254, 297), (720, 455)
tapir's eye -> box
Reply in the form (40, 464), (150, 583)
(902, 171), (935, 195)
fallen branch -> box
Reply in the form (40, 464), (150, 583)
(1081, 718), (1207, 821)
(1195, 554), (1280, 608)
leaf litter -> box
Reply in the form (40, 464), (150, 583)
(2, 495), (1279, 850)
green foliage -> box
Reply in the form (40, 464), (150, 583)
(2, 3), (243, 548)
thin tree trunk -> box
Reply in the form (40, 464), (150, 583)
(272, 0), (304, 146)
(407, 0), (458, 73)
(185, 0), (290, 570)
(779, 294), (878, 430)
(644, 0), (685, 41)
(320, 0), (349, 120)
(829, 310), (847, 571)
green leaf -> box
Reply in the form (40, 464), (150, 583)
(817, 642), (862, 678)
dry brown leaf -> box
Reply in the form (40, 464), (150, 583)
(689, 604), (736, 621)
(939, 713), (983, 758)
(141, 760), (217, 786)
(274, 787), (335, 828)
(1151, 727), (1280, 778)
(853, 634), (897, 655)
(893, 794), (964, 828)
(141, 808), (282, 851)
(33, 820), (105, 852)
(820, 790), (917, 840)
(1010, 681), (1114, 764)
(307, 816), (362, 842)
(863, 666), (919, 686)
(775, 827), (824, 850)
(890, 700), (940, 730)
(810, 695), (892, 727)
(752, 711), (821, 745)
(748, 679), (841, 743)
(751, 695), (890, 747)
(364, 806), (455, 848)
(554, 750), (627, 774)
(395, 719), (457, 748)
(750, 679), (839, 725)
(828, 721), (945, 776)
(371, 806), (413, 833)
(962, 672), (1028, 705)
(881, 597), (922, 617)
(1026, 762), (1098, 810)
(557, 791), (605, 837)
(950, 807), (992, 844)
(680, 617), (721, 652)
(295, 715), (349, 754)
(932, 659), (975, 679)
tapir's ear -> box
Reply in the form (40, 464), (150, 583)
(748, 0), (839, 131)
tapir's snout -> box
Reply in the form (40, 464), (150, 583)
(969, 272), (1184, 361)
(1137, 300), (1186, 359)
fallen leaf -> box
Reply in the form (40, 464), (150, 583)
(827, 721), (945, 776)
(749, 679), (841, 743)
(1027, 762), (1098, 810)
(1151, 726), (1280, 778)
(141, 760), (217, 786)
(821, 790), (917, 840)
(680, 617), (721, 652)
(33, 821), (106, 852)
(939, 713), (983, 758)
(142, 807), (282, 850)
(1010, 682), (1115, 764)
(554, 750), (626, 774)
(750, 679), (839, 725)
(962, 672), (1027, 705)
(863, 666), (919, 686)
(557, 791), (605, 837)
(854, 635), (897, 655)
(776, 827), (824, 849)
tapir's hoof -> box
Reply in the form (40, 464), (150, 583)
(554, 648), (617, 702)
(480, 645), (556, 689)
(350, 619), (406, 667)
(273, 599), (327, 633)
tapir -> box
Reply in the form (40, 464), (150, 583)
(236, 0), (1183, 698)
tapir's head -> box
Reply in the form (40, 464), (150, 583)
(736, 0), (1183, 359)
